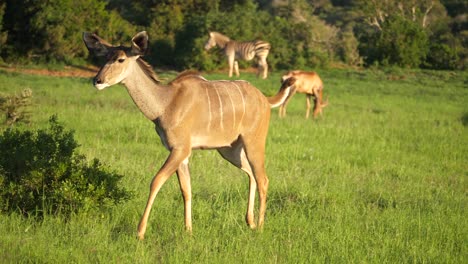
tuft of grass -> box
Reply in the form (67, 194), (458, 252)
(0, 68), (466, 263)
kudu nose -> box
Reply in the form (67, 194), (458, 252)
(94, 77), (102, 85)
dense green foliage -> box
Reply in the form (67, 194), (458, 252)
(0, 0), (136, 64)
(363, 15), (429, 68)
(0, 0), (466, 70)
(0, 88), (32, 126)
(0, 67), (466, 262)
(0, 116), (131, 217)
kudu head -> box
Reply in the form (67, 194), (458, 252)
(83, 31), (149, 90)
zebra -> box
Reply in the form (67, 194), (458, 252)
(204, 31), (271, 79)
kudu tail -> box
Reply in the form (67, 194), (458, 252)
(268, 77), (296, 108)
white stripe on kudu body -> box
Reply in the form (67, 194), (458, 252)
(83, 31), (295, 240)
(231, 82), (246, 131)
(204, 87), (212, 130)
(213, 85), (224, 130)
(224, 84), (237, 130)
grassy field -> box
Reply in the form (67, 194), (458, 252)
(0, 68), (466, 263)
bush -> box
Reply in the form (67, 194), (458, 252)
(426, 42), (460, 70)
(0, 116), (132, 217)
(362, 15), (429, 68)
(0, 88), (32, 126)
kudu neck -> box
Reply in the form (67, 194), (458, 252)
(121, 60), (173, 121)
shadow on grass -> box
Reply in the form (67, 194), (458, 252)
(461, 112), (468, 127)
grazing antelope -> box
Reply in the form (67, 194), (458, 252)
(83, 31), (293, 240)
(204, 32), (271, 79)
(280, 70), (328, 119)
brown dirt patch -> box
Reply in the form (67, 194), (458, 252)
(0, 65), (98, 78)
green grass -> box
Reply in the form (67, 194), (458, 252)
(0, 68), (467, 263)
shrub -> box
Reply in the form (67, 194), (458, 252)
(426, 42), (460, 70)
(0, 88), (32, 126)
(0, 116), (132, 217)
(363, 15), (429, 68)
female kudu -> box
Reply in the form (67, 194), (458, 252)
(82, 31), (294, 240)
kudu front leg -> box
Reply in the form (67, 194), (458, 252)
(246, 171), (257, 228)
(137, 148), (191, 240)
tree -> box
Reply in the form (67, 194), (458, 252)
(338, 24), (363, 66)
(264, 0), (340, 68)
(369, 15), (429, 67)
(0, 0), (465, 69)
(1, 0), (135, 63)
(0, 3), (7, 48)
(358, 0), (436, 30)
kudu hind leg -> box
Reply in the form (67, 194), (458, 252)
(218, 144), (257, 228)
(176, 159), (192, 233)
(242, 140), (269, 229)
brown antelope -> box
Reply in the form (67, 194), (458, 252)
(82, 31), (294, 240)
(280, 70), (328, 119)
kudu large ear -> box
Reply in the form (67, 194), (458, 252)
(82, 32), (112, 57)
(131, 31), (149, 56)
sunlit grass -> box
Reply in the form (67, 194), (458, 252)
(0, 68), (466, 263)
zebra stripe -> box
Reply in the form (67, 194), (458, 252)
(204, 32), (271, 79)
